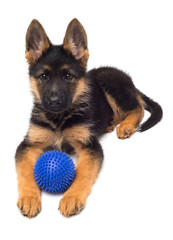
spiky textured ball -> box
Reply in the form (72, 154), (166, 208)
(34, 150), (76, 193)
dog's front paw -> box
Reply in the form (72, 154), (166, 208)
(17, 195), (41, 218)
(59, 192), (86, 217)
(116, 123), (136, 139)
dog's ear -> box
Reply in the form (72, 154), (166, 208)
(63, 18), (89, 69)
(25, 19), (51, 65)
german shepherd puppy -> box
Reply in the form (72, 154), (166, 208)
(15, 18), (162, 218)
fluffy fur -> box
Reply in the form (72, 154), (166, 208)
(15, 18), (162, 218)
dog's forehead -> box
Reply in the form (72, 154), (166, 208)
(43, 45), (71, 65)
(38, 45), (81, 71)
(29, 45), (85, 78)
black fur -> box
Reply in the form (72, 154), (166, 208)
(15, 139), (31, 163)
(88, 67), (163, 132)
(15, 18), (163, 218)
(88, 67), (139, 111)
(137, 91), (163, 132)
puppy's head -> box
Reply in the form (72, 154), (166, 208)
(25, 19), (89, 113)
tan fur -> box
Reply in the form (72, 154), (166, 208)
(63, 124), (91, 144)
(79, 49), (89, 69)
(25, 19), (50, 65)
(105, 93), (125, 130)
(60, 64), (70, 71)
(59, 143), (100, 217)
(72, 78), (87, 103)
(34, 65), (52, 76)
(105, 93), (144, 138)
(18, 123), (96, 218)
(43, 64), (51, 71)
(63, 44), (89, 70)
(16, 147), (43, 218)
(27, 124), (92, 152)
(28, 124), (54, 145)
(59, 126), (99, 217)
(28, 124), (64, 150)
(30, 77), (41, 102)
(25, 41), (50, 66)
(63, 19), (89, 69)
(116, 105), (144, 139)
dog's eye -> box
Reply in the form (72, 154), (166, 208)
(63, 71), (74, 81)
(40, 73), (49, 82)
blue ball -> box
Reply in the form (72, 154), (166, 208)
(34, 150), (76, 193)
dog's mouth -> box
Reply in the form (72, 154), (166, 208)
(44, 106), (68, 113)
(42, 98), (72, 113)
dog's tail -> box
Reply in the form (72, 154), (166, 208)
(137, 90), (163, 132)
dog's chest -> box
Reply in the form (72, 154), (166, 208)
(51, 130), (64, 150)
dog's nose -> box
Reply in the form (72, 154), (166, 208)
(48, 92), (63, 107)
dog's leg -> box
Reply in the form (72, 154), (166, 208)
(15, 124), (55, 217)
(116, 106), (144, 139)
(59, 137), (103, 217)
(106, 115), (122, 133)
(104, 91), (144, 139)
(15, 141), (43, 218)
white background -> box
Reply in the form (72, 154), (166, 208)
(0, 0), (172, 239)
